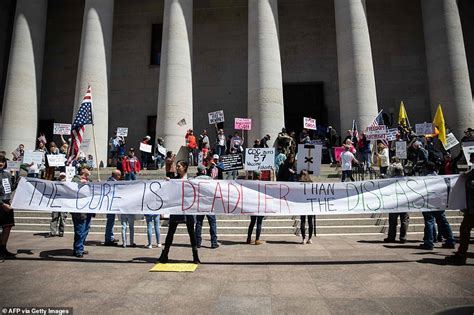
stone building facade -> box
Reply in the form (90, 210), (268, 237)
(0, 0), (473, 166)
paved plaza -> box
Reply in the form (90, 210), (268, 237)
(1, 232), (473, 314)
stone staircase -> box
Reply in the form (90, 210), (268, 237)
(10, 165), (464, 237)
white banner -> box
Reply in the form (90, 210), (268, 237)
(365, 125), (387, 140)
(415, 123), (434, 135)
(245, 148), (275, 171)
(208, 110), (225, 124)
(116, 127), (128, 137)
(395, 141), (407, 159)
(11, 175), (466, 215)
(303, 117), (317, 130)
(297, 144), (322, 175)
(53, 123), (72, 135)
(46, 154), (66, 167)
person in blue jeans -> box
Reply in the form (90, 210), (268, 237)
(121, 214), (136, 248)
(145, 214), (161, 248)
(72, 213), (93, 257)
(104, 170), (121, 246)
(419, 162), (456, 250)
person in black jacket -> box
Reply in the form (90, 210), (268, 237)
(0, 156), (18, 259)
(277, 153), (296, 182)
(158, 160), (200, 264)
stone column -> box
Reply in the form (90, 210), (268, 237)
(74, 0), (114, 167)
(422, 0), (473, 139)
(156, 0), (193, 155)
(248, 0), (285, 143)
(0, 0), (47, 154)
(334, 0), (378, 131)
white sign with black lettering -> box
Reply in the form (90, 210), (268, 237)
(415, 123), (434, 135)
(208, 110), (225, 124)
(46, 154), (66, 167)
(365, 125), (387, 140)
(140, 143), (152, 153)
(395, 141), (407, 159)
(116, 127), (128, 137)
(23, 151), (44, 165)
(462, 142), (474, 167)
(443, 133), (459, 151)
(53, 123), (72, 135)
(66, 166), (76, 182)
(386, 128), (398, 141)
(297, 144), (322, 175)
(245, 148), (275, 171)
(6, 161), (21, 171)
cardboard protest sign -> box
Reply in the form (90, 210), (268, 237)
(140, 143), (152, 153)
(220, 154), (244, 171)
(303, 117), (317, 130)
(46, 154), (66, 167)
(297, 144), (322, 175)
(116, 127), (128, 137)
(53, 123), (72, 135)
(208, 110), (225, 125)
(245, 148), (274, 170)
(386, 128), (398, 141)
(415, 123), (434, 135)
(395, 141), (407, 159)
(365, 125), (387, 140)
(443, 133), (459, 151)
(234, 118), (252, 130)
(22, 151), (44, 165)
(462, 141), (474, 167)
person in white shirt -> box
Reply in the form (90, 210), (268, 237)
(376, 142), (390, 175)
(340, 145), (359, 182)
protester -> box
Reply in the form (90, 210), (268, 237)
(299, 170), (315, 244)
(11, 144), (24, 161)
(153, 137), (166, 169)
(259, 134), (271, 148)
(230, 132), (244, 153)
(277, 153), (296, 182)
(215, 127), (226, 157)
(407, 141), (428, 176)
(199, 129), (210, 158)
(327, 126), (338, 166)
(104, 170), (121, 246)
(340, 145), (359, 182)
(140, 135), (152, 170)
(71, 168), (93, 257)
(384, 164), (409, 243)
(48, 172), (67, 237)
(207, 154), (224, 180)
(0, 156), (18, 259)
(274, 147), (286, 176)
(185, 129), (198, 166)
(356, 133), (371, 170)
(194, 165), (219, 249)
(419, 162), (456, 250)
(446, 153), (474, 265)
(122, 148), (140, 180)
(165, 151), (176, 178)
(376, 142), (390, 176)
(159, 160), (200, 263)
(276, 128), (293, 155)
(247, 171), (265, 245)
(108, 131), (124, 167)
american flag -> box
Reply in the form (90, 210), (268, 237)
(67, 85), (93, 164)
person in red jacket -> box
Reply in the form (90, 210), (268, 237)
(122, 148), (141, 180)
(185, 129), (198, 166)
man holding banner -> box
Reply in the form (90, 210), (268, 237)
(0, 156), (17, 259)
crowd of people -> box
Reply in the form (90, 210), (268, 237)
(0, 122), (473, 265)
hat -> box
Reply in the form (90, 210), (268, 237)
(197, 164), (206, 173)
(213, 154), (219, 160)
(59, 172), (66, 178)
(145, 135), (151, 139)
(129, 147), (135, 151)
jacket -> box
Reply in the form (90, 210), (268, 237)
(122, 157), (141, 174)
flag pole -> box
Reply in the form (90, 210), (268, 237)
(91, 123), (101, 181)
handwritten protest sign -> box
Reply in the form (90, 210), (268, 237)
(65, 166), (76, 182)
(22, 151), (44, 165)
(12, 175), (466, 215)
(396, 141), (407, 159)
(220, 154), (244, 171)
(116, 127), (128, 137)
(6, 161), (21, 171)
(177, 118), (187, 126)
(53, 123), (71, 135)
(208, 110), (225, 125)
(386, 128), (398, 141)
(303, 117), (317, 130)
(462, 141), (474, 167)
(245, 148), (274, 171)
(235, 118), (252, 130)
(46, 154), (66, 167)
(140, 143), (152, 153)
(365, 125), (387, 140)
(443, 133), (459, 151)
(415, 123), (434, 135)
(297, 144), (322, 175)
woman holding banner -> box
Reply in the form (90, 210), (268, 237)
(299, 170), (316, 244)
(159, 160), (200, 264)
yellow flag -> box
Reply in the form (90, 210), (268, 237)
(433, 104), (446, 144)
(398, 101), (409, 127)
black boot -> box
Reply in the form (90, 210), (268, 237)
(192, 247), (201, 264)
(158, 247), (169, 263)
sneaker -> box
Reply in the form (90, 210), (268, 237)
(246, 238), (252, 244)
(399, 239), (407, 244)
(441, 243), (456, 249)
(122, 244), (127, 248)
(419, 244), (433, 250)
(307, 239), (313, 244)
(211, 243), (220, 249)
(383, 238), (396, 243)
(3, 249), (16, 259)
(302, 239), (307, 245)
(75, 253), (84, 258)
(104, 241), (119, 247)
(146, 244), (153, 249)
(254, 240), (264, 245)
(157, 243), (162, 248)
(445, 253), (467, 265)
